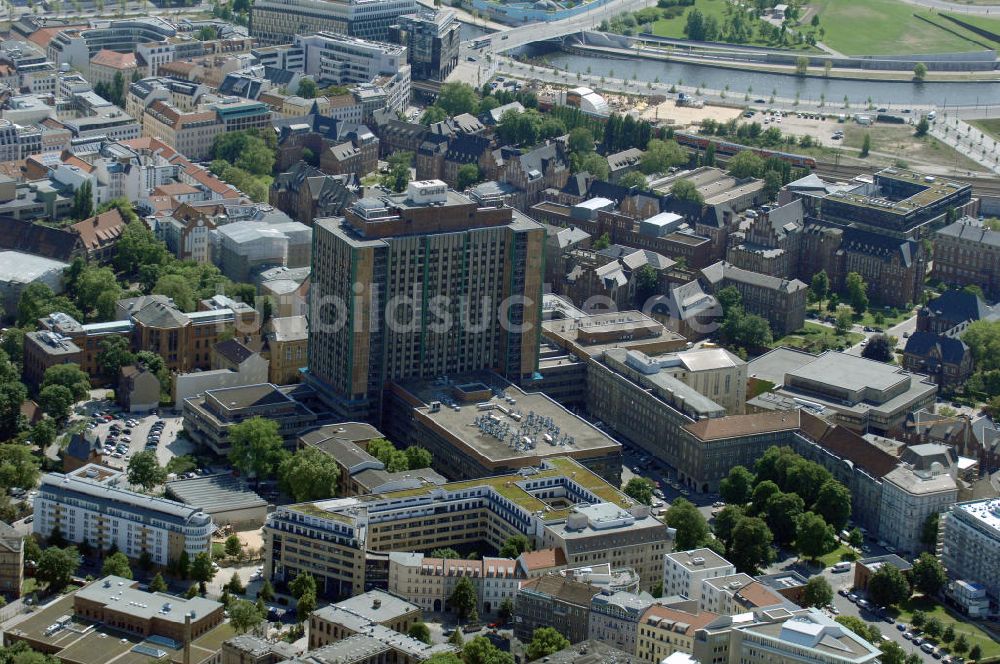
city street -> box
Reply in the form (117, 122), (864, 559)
(844, 312), (918, 356)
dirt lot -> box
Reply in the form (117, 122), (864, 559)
(638, 99), (743, 127)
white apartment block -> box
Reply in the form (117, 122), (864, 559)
(33, 465), (214, 566)
(663, 548), (736, 602)
(732, 608), (881, 664)
(941, 498), (1000, 601)
(295, 32), (407, 87)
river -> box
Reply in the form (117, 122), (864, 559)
(460, 22), (1000, 108)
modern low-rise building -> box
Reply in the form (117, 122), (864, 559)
(264, 457), (672, 599)
(33, 465), (214, 566)
(183, 383), (318, 456)
(662, 548), (736, 602)
(747, 348), (938, 434)
(381, 371), (623, 484)
(729, 607), (881, 664)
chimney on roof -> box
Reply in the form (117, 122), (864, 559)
(372, 598), (381, 610)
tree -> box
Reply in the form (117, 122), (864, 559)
(38, 385), (73, 421)
(592, 232), (611, 251)
(860, 133), (871, 158)
(430, 548), (461, 559)
(177, 550), (190, 579)
(640, 139), (687, 175)
(98, 551), (131, 579)
(426, 655), (463, 664)
(813, 479), (851, 531)
(227, 571), (245, 595)
(942, 624), (955, 643)
(765, 492), (805, 545)
(763, 170), (783, 201)
(225, 534), (243, 559)
(127, 451), (166, 491)
(499, 534), (531, 559)
(880, 641), (907, 664)
(795, 56), (808, 76)
(437, 82), (479, 116)
(36, 546), (79, 591)
(456, 164), (482, 190)
(720, 466), (754, 505)
(923, 616), (942, 638)
(712, 505), (744, 548)
(97, 336), (136, 380)
(862, 334), (894, 363)
(115, 219), (168, 276)
(915, 116), (930, 137)
(910, 552), (947, 596)
(618, 171), (648, 190)
(526, 627), (570, 661)
(911, 609), (926, 628)
(408, 622), (432, 644)
(666, 498), (709, 550)
(913, 62), (927, 81)
(802, 576), (833, 608)
(836, 616), (881, 644)
(277, 447), (339, 503)
(71, 181), (93, 220)
(449, 576), (478, 620)
(868, 564), (911, 608)
(571, 152), (609, 180)
(229, 417), (288, 480)
(623, 477), (654, 505)
(149, 572), (168, 592)
(41, 364), (90, 402)
(0, 444), (40, 490)
(845, 272), (868, 315)
(420, 105), (449, 125)
(380, 151), (412, 193)
(463, 636), (514, 664)
(152, 274), (196, 313)
(728, 516), (774, 574)
(810, 270), (830, 307)
(834, 305), (854, 335)
(404, 446), (432, 469)
(967, 643), (981, 660)
(289, 572), (316, 600)
(27, 419), (55, 449)
(190, 551), (215, 584)
(795, 511), (837, 561)
(297, 78), (318, 99)
(230, 599), (263, 634)
(670, 178), (704, 204)
(258, 579), (275, 602)
(567, 127), (594, 154)
(498, 597), (514, 624)
(75, 265), (122, 321)
(448, 628), (464, 648)
(728, 150), (764, 178)
(295, 590), (316, 622)
(920, 513), (939, 550)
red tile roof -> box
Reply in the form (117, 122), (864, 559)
(70, 208), (126, 251)
(90, 49), (137, 70)
(684, 411), (801, 441)
(518, 548), (568, 572)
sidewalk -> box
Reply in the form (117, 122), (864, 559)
(930, 116), (1000, 175)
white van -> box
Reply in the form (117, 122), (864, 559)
(833, 562), (852, 573)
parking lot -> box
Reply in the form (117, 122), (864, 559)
(745, 108), (915, 149)
(82, 407), (191, 479)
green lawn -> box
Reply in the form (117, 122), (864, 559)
(969, 118), (1000, 142)
(807, 0), (993, 54)
(771, 322), (863, 353)
(941, 11), (1000, 38)
(649, 0), (812, 49)
(816, 545), (858, 568)
(892, 597), (1000, 660)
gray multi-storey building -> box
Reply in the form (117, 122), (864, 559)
(388, 9), (460, 81)
(305, 180), (545, 422)
(250, 0), (416, 45)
